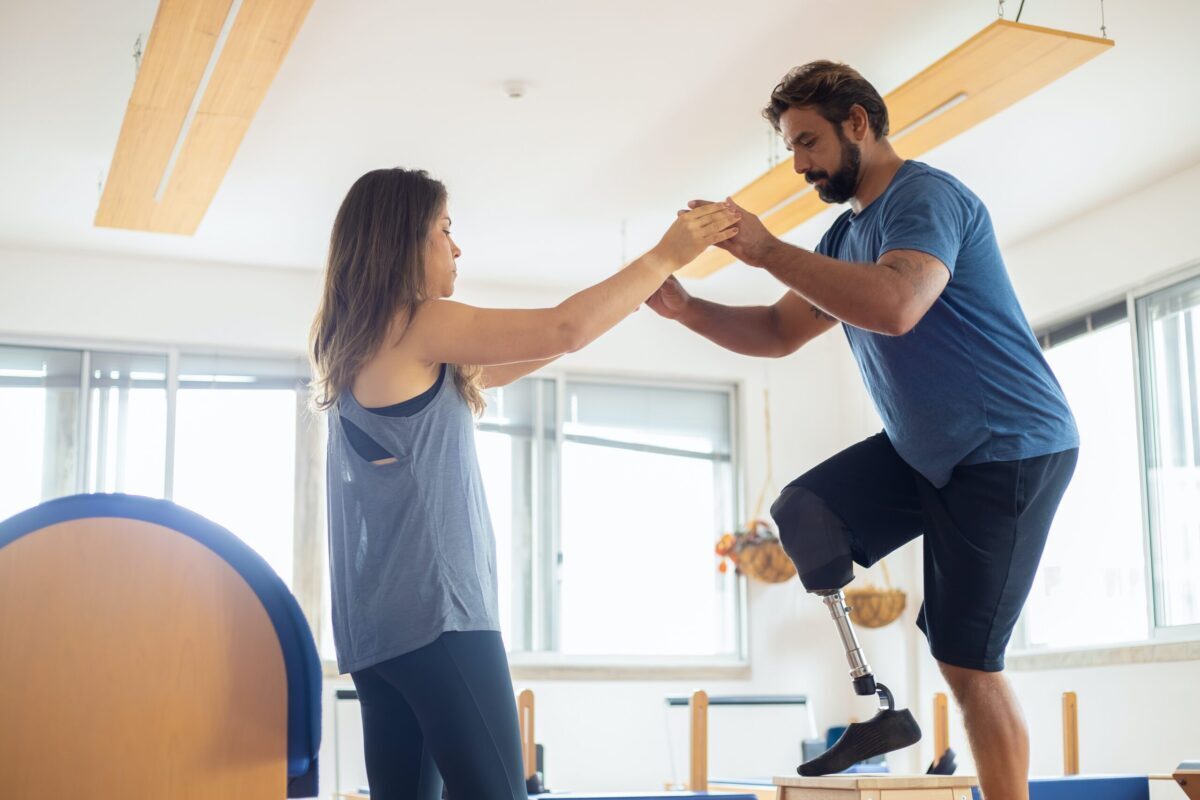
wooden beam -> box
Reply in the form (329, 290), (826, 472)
(933, 691), (950, 759)
(679, 19), (1113, 278)
(96, 0), (313, 234)
(1062, 690), (1080, 776)
(518, 689), (536, 780)
(689, 690), (709, 792)
(93, 0), (233, 232)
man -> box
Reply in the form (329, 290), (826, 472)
(648, 61), (1078, 799)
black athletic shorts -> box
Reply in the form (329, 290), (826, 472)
(787, 432), (1077, 672)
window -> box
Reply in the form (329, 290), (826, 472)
(1021, 268), (1200, 651)
(85, 351), (168, 498)
(1137, 275), (1200, 629)
(172, 354), (305, 588)
(477, 375), (742, 660)
(1023, 308), (1147, 648)
(476, 377), (550, 651)
(0, 342), (313, 595)
(558, 380), (738, 657)
(0, 346), (82, 521)
(3, 341), (744, 665)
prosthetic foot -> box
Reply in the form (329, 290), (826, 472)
(796, 589), (921, 775)
(770, 486), (923, 776)
(798, 684), (921, 776)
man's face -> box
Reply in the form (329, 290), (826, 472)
(779, 106), (862, 205)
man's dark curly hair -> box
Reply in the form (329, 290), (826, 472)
(763, 60), (889, 139)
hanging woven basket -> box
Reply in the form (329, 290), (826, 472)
(843, 561), (907, 628)
(716, 519), (797, 584)
(736, 539), (797, 584)
(713, 390), (796, 585)
(734, 521), (796, 584)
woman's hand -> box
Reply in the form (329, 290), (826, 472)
(649, 202), (740, 271)
(687, 197), (777, 268)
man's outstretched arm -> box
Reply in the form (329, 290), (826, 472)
(756, 242), (949, 336)
(646, 275), (838, 357)
(692, 198), (950, 336)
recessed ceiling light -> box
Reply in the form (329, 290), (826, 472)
(503, 80), (529, 100)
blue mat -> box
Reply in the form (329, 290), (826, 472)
(970, 775), (1150, 800)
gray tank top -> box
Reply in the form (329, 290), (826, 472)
(325, 365), (499, 674)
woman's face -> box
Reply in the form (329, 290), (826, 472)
(423, 203), (461, 298)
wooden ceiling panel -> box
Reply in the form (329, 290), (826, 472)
(679, 20), (1113, 279)
(95, 0), (313, 235)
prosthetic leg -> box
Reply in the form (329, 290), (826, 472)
(771, 485), (921, 776)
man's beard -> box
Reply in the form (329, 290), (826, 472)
(806, 131), (861, 205)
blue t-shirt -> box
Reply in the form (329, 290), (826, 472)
(815, 160), (1078, 487)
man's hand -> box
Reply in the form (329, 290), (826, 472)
(688, 197), (778, 267)
(645, 274), (691, 320)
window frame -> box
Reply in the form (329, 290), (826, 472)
(1132, 270), (1200, 643)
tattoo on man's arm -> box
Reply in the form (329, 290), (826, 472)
(883, 253), (934, 297)
(810, 305), (837, 322)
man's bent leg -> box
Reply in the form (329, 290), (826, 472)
(771, 434), (927, 775)
(939, 661), (1029, 800)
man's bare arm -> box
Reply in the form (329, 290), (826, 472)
(758, 242), (950, 335)
(674, 289), (838, 357)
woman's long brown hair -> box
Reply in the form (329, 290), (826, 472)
(309, 168), (485, 414)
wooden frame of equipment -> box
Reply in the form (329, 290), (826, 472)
(1170, 762), (1200, 800)
(679, 19), (1113, 279)
(519, 688), (538, 783)
(1062, 690), (1080, 775)
(933, 691), (950, 764)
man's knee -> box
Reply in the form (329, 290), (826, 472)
(770, 484), (855, 593)
(937, 660), (1008, 702)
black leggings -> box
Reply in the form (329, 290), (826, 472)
(350, 631), (528, 800)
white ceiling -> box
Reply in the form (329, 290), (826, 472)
(1, 0), (1198, 302)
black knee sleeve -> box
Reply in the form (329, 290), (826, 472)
(770, 484), (855, 593)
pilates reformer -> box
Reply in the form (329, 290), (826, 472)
(0, 494), (322, 800)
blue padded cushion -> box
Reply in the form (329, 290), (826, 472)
(972, 776), (1149, 800)
(0, 494), (322, 791)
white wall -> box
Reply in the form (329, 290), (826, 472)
(1007, 159), (1200, 327)
(0, 246), (321, 354)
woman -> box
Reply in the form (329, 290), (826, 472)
(309, 168), (738, 799)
